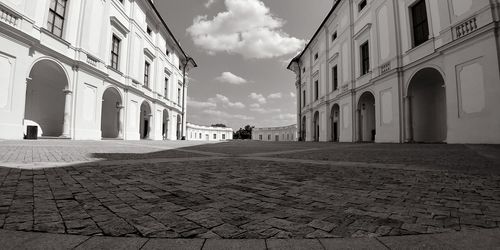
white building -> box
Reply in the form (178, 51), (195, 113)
(252, 125), (298, 142)
(186, 123), (233, 141)
(288, 0), (500, 144)
(0, 0), (196, 140)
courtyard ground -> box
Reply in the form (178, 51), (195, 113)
(0, 140), (499, 249)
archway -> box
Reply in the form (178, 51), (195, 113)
(407, 68), (447, 143)
(331, 104), (340, 142)
(357, 92), (376, 142)
(162, 109), (169, 140)
(139, 101), (152, 139)
(176, 114), (182, 140)
(24, 59), (69, 138)
(313, 111), (320, 142)
(101, 87), (123, 139)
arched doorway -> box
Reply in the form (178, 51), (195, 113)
(162, 109), (169, 140)
(331, 104), (340, 142)
(301, 116), (306, 141)
(176, 114), (182, 140)
(140, 101), (152, 139)
(101, 87), (123, 139)
(407, 68), (447, 143)
(357, 92), (376, 142)
(24, 59), (69, 138)
(313, 111), (320, 142)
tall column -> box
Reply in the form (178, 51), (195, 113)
(117, 105), (124, 139)
(404, 96), (413, 142)
(62, 89), (72, 138)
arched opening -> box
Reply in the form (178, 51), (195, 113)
(162, 109), (169, 140)
(407, 68), (447, 143)
(357, 92), (376, 142)
(139, 101), (152, 139)
(176, 114), (182, 140)
(24, 59), (69, 138)
(301, 116), (306, 141)
(331, 104), (340, 142)
(313, 111), (320, 142)
(101, 87), (123, 139)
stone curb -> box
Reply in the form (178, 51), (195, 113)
(0, 228), (498, 250)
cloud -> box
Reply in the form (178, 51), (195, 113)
(268, 92), (282, 99)
(187, 97), (217, 109)
(209, 94), (246, 109)
(250, 107), (281, 114)
(205, 0), (217, 8)
(203, 109), (254, 120)
(275, 113), (297, 121)
(290, 92), (296, 98)
(215, 72), (248, 85)
(249, 92), (266, 104)
(187, 0), (306, 59)
(250, 103), (260, 108)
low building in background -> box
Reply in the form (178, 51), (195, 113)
(187, 123), (233, 141)
(252, 125), (297, 142)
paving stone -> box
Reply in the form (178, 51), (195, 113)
(142, 239), (204, 250)
(266, 239), (324, 250)
(0, 229), (89, 250)
(74, 236), (147, 250)
(320, 238), (387, 250)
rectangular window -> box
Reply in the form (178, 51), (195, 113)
(47, 0), (68, 38)
(332, 32), (338, 42)
(147, 26), (152, 36)
(360, 42), (370, 76)
(332, 66), (338, 90)
(314, 53), (319, 60)
(268, 135), (271, 140)
(411, 0), (429, 47)
(144, 62), (150, 87)
(164, 78), (169, 97)
(222, 134), (226, 140)
(178, 88), (181, 104)
(314, 80), (319, 100)
(199, 133), (202, 138)
(110, 35), (121, 70)
(302, 90), (306, 107)
(259, 135), (262, 140)
(213, 134), (217, 139)
(358, 0), (367, 12)
(303, 67), (305, 73)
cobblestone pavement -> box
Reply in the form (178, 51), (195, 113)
(0, 140), (499, 240)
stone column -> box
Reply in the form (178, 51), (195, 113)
(117, 105), (124, 139)
(62, 89), (72, 138)
(404, 96), (413, 142)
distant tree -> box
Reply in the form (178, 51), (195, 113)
(233, 125), (254, 140)
(211, 124), (227, 128)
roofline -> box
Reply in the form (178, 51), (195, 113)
(147, 0), (197, 68)
(287, 0), (342, 70)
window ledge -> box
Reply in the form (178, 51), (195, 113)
(107, 66), (123, 76)
(40, 28), (71, 46)
(405, 37), (434, 55)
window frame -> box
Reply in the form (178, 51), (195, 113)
(410, 0), (430, 48)
(164, 77), (169, 98)
(332, 65), (338, 91)
(47, 0), (68, 38)
(144, 61), (151, 87)
(332, 31), (338, 42)
(314, 80), (319, 101)
(358, 0), (367, 12)
(360, 41), (370, 76)
(110, 35), (121, 71)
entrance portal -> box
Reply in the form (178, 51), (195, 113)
(313, 111), (320, 142)
(407, 68), (447, 143)
(140, 101), (152, 139)
(101, 88), (123, 139)
(162, 109), (169, 140)
(357, 92), (376, 142)
(331, 104), (340, 142)
(24, 59), (69, 138)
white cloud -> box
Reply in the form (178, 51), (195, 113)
(215, 72), (248, 85)
(268, 92), (282, 99)
(187, 97), (217, 109)
(205, 0), (217, 8)
(290, 92), (296, 98)
(250, 103), (260, 108)
(275, 113), (297, 121)
(187, 0), (306, 59)
(209, 94), (246, 109)
(249, 92), (266, 104)
(203, 109), (254, 120)
(250, 107), (281, 114)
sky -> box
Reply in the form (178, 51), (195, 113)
(155, 0), (332, 130)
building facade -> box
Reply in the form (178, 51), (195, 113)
(252, 124), (298, 142)
(0, 0), (196, 140)
(186, 123), (233, 141)
(288, 0), (500, 144)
